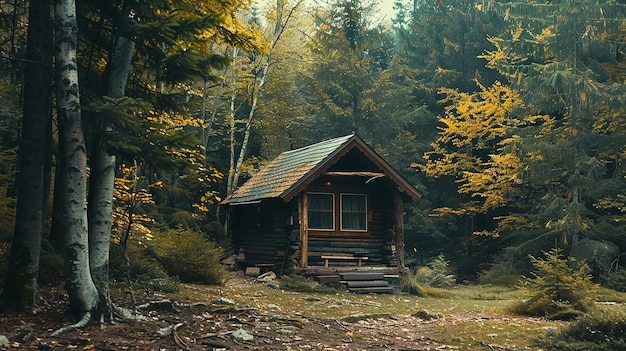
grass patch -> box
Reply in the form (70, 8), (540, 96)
(535, 309), (626, 350)
(167, 275), (626, 350)
(399, 273), (451, 297)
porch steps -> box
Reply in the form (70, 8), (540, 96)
(315, 272), (394, 294)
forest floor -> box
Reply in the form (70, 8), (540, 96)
(0, 270), (573, 351)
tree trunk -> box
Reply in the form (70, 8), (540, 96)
(88, 34), (135, 321)
(227, 0), (299, 194)
(0, 0), (52, 312)
(226, 47), (239, 196)
(54, 0), (98, 317)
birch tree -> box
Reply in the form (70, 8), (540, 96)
(54, 0), (99, 321)
(87, 29), (135, 321)
(226, 0), (304, 195)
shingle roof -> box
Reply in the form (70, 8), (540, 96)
(222, 134), (420, 204)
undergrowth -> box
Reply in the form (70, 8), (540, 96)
(535, 309), (626, 350)
(278, 274), (341, 293)
(400, 255), (453, 297)
(510, 248), (598, 320)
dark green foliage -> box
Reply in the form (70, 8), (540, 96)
(109, 240), (179, 293)
(535, 310), (626, 351)
(479, 247), (532, 285)
(601, 268), (626, 292)
(110, 242), (168, 282)
(510, 248), (598, 320)
(151, 229), (225, 285)
(414, 254), (456, 288)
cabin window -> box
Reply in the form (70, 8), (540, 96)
(307, 192), (368, 232)
(341, 194), (367, 231)
(308, 193), (334, 230)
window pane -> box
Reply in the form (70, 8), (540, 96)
(308, 193), (334, 230)
(341, 194), (366, 230)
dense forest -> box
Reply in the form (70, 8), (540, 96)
(0, 0), (625, 321)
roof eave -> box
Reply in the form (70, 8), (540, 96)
(280, 135), (421, 202)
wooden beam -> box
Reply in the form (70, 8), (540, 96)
(300, 193), (309, 267)
(324, 171), (385, 177)
(394, 191), (405, 268)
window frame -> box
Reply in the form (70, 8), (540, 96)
(307, 192), (335, 231)
(306, 191), (368, 233)
(340, 193), (368, 232)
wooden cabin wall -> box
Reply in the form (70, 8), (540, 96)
(301, 177), (400, 267)
(229, 199), (297, 271)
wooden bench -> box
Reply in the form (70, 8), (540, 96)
(320, 255), (368, 268)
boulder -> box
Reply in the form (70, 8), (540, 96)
(571, 238), (619, 276)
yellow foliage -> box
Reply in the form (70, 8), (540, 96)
(511, 22), (523, 41)
(111, 164), (160, 245)
(425, 81), (527, 216)
(531, 25), (555, 44)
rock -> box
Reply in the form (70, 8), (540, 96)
(215, 298), (235, 305)
(221, 254), (237, 270)
(571, 238), (619, 276)
(232, 328), (254, 342)
(155, 325), (174, 337)
(256, 271), (277, 283)
(0, 335), (9, 348)
(245, 267), (261, 277)
(267, 303), (281, 311)
(412, 309), (442, 321)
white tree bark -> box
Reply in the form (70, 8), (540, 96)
(54, 0), (98, 315)
(227, 0), (302, 195)
(88, 34), (135, 320)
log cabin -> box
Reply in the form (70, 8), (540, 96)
(221, 134), (421, 275)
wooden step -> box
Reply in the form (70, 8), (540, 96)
(316, 275), (341, 283)
(340, 272), (385, 281)
(345, 280), (389, 288)
(349, 286), (394, 294)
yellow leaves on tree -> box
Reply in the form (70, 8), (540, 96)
(422, 81), (527, 221)
(112, 165), (160, 247)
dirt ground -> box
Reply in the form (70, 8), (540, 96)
(0, 274), (538, 351)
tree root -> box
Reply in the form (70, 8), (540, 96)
(51, 312), (92, 336)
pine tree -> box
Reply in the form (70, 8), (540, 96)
(479, 0), (626, 246)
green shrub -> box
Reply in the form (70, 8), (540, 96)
(110, 240), (169, 281)
(509, 248), (598, 320)
(399, 273), (450, 298)
(535, 310), (626, 350)
(414, 254), (456, 287)
(151, 228), (225, 284)
(478, 247), (531, 285)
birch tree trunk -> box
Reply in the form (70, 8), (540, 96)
(226, 47), (239, 196)
(54, 0), (99, 317)
(0, 0), (52, 312)
(227, 0), (301, 194)
(88, 33), (135, 320)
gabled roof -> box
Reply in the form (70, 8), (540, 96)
(222, 134), (421, 205)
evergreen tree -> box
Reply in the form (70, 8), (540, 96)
(480, 0), (626, 247)
(299, 0), (395, 141)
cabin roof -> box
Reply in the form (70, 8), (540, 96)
(222, 134), (421, 205)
